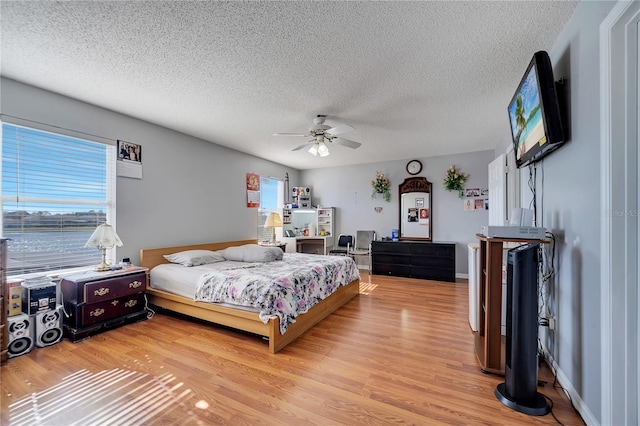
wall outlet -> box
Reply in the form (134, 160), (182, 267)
(548, 317), (556, 330)
(551, 229), (565, 243)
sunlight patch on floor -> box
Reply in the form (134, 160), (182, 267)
(359, 281), (378, 295)
(9, 368), (208, 425)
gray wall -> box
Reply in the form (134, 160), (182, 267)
(300, 150), (493, 276)
(494, 2), (616, 423)
(1, 78), (301, 265)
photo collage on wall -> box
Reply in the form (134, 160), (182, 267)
(464, 188), (489, 211)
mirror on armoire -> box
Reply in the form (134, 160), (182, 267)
(399, 177), (432, 241)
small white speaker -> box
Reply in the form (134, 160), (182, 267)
(509, 208), (534, 227)
(8, 313), (34, 357)
(35, 305), (63, 347)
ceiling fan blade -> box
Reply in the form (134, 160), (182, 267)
(292, 140), (314, 151)
(331, 137), (361, 149)
(273, 132), (307, 137)
(326, 124), (354, 135)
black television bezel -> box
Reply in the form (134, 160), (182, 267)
(509, 51), (565, 169)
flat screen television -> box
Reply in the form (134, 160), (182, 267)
(508, 51), (565, 168)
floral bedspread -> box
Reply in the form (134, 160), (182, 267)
(194, 253), (360, 334)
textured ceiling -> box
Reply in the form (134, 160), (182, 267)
(0, 1), (577, 170)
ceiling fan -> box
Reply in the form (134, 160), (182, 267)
(273, 115), (361, 157)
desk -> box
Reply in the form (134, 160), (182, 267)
(293, 236), (334, 255)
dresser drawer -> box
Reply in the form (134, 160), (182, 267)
(410, 243), (455, 257)
(66, 293), (146, 328)
(60, 268), (148, 304)
(372, 241), (411, 254)
(84, 273), (146, 304)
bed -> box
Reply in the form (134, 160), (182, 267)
(140, 240), (360, 353)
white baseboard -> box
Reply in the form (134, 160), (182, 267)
(542, 349), (597, 425)
(456, 273), (469, 280)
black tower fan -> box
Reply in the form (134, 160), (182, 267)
(495, 243), (550, 415)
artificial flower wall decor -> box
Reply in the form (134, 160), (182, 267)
(443, 164), (469, 198)
(371, 171), (391, 202)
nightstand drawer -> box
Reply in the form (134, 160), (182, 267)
(66, 293), (146, 328)
(84, 272), (146, 304)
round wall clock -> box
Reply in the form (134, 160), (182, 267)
(406, 160), (422, 175)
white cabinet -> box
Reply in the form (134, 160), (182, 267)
(316, 208), (334, 237)
(287, 208), (335, 238)
(468, 243), (479, 332)
(283, 207), (336, 253)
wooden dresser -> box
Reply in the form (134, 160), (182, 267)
(1, 238), (8, 364)
(371, 240), (456, 282)
(60, 266), (148, 342)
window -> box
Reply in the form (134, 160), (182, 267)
(1, 123), (116, 276)
(257, 176), (284, 243)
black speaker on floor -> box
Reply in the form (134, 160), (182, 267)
(8, 313), (34, 358)
(495, 243), (550, 416)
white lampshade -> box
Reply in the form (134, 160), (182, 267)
(308, 143), (319, 156)
(264, 212), (283, 228)
(85, 223), (123, 271)
(264, 212), (283, 244)
(85, 223), (123, 249)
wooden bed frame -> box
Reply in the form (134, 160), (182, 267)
(140, 240), (360, 353)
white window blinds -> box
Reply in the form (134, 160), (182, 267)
(1, 123), (116, 276)
(257, 176), (284, 243)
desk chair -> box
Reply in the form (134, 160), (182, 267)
(349, 230), (376, 274)
(329, 234), (353, 256)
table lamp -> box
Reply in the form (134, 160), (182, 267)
(85, 223), (123, 271)
(264, 212), (283, 244)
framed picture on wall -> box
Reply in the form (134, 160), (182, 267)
(465, 188), (480, 198)
(117, 140), (142, 163)
(408, 208), (418, 222)
(116, 139), (143, 179)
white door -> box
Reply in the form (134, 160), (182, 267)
(600, 2), (640, 424)
(488, 154), (506, 226)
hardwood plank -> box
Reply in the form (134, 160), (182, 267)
(0, 274), (584, 425)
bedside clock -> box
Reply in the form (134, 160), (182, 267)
(406, 160), (422, 175)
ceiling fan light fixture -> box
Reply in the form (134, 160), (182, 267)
(318, 142), (330, 157)
(278, 115), (360, 155)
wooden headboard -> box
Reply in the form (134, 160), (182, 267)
(139, 239), (256, 270)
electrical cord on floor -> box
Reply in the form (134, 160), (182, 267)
(540, 352), (585, 426)
(542, 393), (564, 426)
(550, 361), (583, 423)
(144, 294), (156, 319)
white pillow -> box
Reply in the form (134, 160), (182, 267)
(221, 244), (283, 262)
(163, 250), (225, 267)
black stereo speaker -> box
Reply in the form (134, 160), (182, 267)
(8, 313), (34, 358)
(35, 305), (63, 347)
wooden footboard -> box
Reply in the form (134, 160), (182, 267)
(140, 240), (360, 353)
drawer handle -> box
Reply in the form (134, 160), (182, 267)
(125, 299), (138, 308)
(129, 280), (143, 289)
(111, 300), (119, 306)
(94, 287), (110, 297)
(90, 308), (105, 317)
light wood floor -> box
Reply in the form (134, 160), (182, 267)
(1, 274), (584, 425)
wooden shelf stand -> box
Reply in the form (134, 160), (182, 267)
(474, 234), (547, 375)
